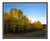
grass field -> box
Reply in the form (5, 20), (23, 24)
(3, 29), (47, 39)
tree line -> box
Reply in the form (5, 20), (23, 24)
(4, 7), (43, 34)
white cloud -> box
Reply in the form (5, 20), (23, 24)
(29, 17), (46, 24)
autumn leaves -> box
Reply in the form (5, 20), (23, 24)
(4, 7), (43, 33)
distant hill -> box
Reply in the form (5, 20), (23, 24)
(42, 24), (47, 28)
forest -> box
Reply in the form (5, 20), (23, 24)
(4, 7), (46, 34)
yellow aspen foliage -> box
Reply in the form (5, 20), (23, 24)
(9, 21), (16, 30)
(36, 21), (43, 29)
(4, 11), (10, 22)
(29, 20), (32, 23)
(4, 7), (43, 32)
(32, 21), (43, 29)
(26, 24), (31, 30)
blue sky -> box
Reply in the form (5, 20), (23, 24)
(4, 3), (47, 24)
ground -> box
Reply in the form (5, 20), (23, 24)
(3, 29), (47, 39)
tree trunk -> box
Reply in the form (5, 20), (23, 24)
(6, 22), (9, 34)
(3, 21), (5, 34)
